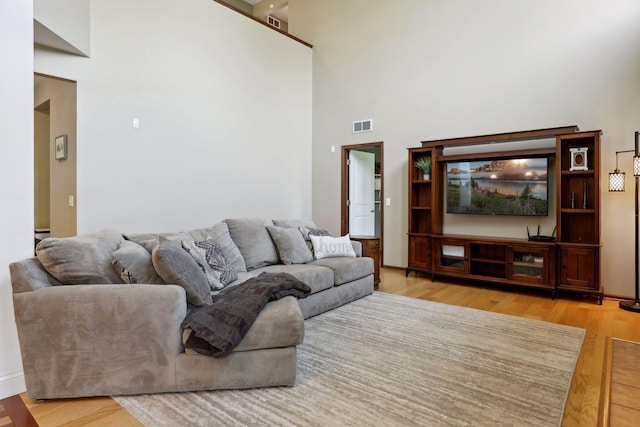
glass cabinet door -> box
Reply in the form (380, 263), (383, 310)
(436, 240), (468, 273)
(507, 246), (551, 284)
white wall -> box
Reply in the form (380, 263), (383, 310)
(35, 0), (313, 235)
(291, 0), (640, 298)
(34, 0), (90, 56)
(0, 0), (33, 399)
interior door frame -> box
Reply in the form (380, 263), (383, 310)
(341, 141), (384, 264)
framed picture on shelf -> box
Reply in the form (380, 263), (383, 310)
(569, 147), (588, 171)
(55, 135), (67, 160)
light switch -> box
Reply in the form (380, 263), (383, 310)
(331, 145), (336, 153)
(385, 197), (391, 206)
(68, 195), (74, 207)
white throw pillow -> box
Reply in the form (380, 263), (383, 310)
(310, 234), (356, 259)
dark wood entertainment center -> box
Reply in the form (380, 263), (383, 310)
(407, 126), (603, 303)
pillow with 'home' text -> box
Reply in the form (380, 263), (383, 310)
(309, 234), (356, 260)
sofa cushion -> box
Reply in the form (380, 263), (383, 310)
(124, 224), (247, 273)
(230, 264), (334, 295)
(152, 239), (212, 306)
(224, 218), (278, 271)
(193, 239), (238, 286)
(310, 234), (356, 259)
(272, 219), (317, 229)
(182, 296), (304, 354)
(267, 226), (313, 265)
(125, 232), (189, 252)
(308, 257), (374, 286)
(111, 240), (164, 284)
(36, 229), (125, 284)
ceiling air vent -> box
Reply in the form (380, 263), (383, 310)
(353, 119), (373, 134)
(267, 15), (281, 29)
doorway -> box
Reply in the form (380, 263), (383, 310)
(34, 73), (78, 241)
(341, 142), (384, 263)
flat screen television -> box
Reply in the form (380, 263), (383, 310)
(446, 157), (548, 216)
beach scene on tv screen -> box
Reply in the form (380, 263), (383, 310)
(446, 158), (548, 216)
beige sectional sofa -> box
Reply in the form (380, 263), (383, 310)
(10, 218), (374, 399)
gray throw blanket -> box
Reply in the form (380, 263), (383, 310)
(181, 272), (311, 358)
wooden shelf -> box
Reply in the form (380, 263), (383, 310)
(407, 127), (602, 303)
(561, 170), (596, 175)
(473, 257), (505, 265)
(513, 261), (544, 268)
(560, 208), (596, 214)
(556, 131), (602, 302)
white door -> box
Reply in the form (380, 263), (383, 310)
(349, 150), (376, 236)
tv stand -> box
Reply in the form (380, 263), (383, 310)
(407, 126), (603, 303)
(421, 234), (556, 297)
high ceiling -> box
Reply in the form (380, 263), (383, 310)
(243, 0), (288, 23)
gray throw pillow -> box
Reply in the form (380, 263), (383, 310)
(152, 239), (212, 306)
(194, 239), (238, 286)
(36, 229), (125, 284)
(224, 218), (279, 271)
(111, 240), (164, 284)
(267, 226), (313, 265)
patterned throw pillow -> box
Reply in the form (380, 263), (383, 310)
(181, 240), (224, 291)
(298, 226), (332, 241)
(298, 226), (332, 253)
(195, 239), (238, 286)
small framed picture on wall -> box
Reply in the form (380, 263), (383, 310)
(55, 135), (67, 160)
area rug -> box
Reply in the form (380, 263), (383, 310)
(115, 292), (585, 426)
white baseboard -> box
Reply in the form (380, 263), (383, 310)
(0, 369), (26, 399)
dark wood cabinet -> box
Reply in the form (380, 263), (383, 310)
(430, 235), (556, 294)
(558, 244), (599, 288)
(406, 126), (602, 302)
(556, 131), (602, 303)
(406, 147), (440, 276)
(351, 236), (381, 289)
(408, 235), (431, 272)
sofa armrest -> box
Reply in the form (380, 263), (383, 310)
(351, 240), (362, 257)
(10, 258), (63, 293)
(13, 284), (187, 399)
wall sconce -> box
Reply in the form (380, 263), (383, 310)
(609, 131), (640, 312)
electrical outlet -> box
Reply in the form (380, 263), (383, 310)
(68, 195), (74, 207)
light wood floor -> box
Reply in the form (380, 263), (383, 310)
(18, 267), (640, 426)
(600, 337), (640, 426)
